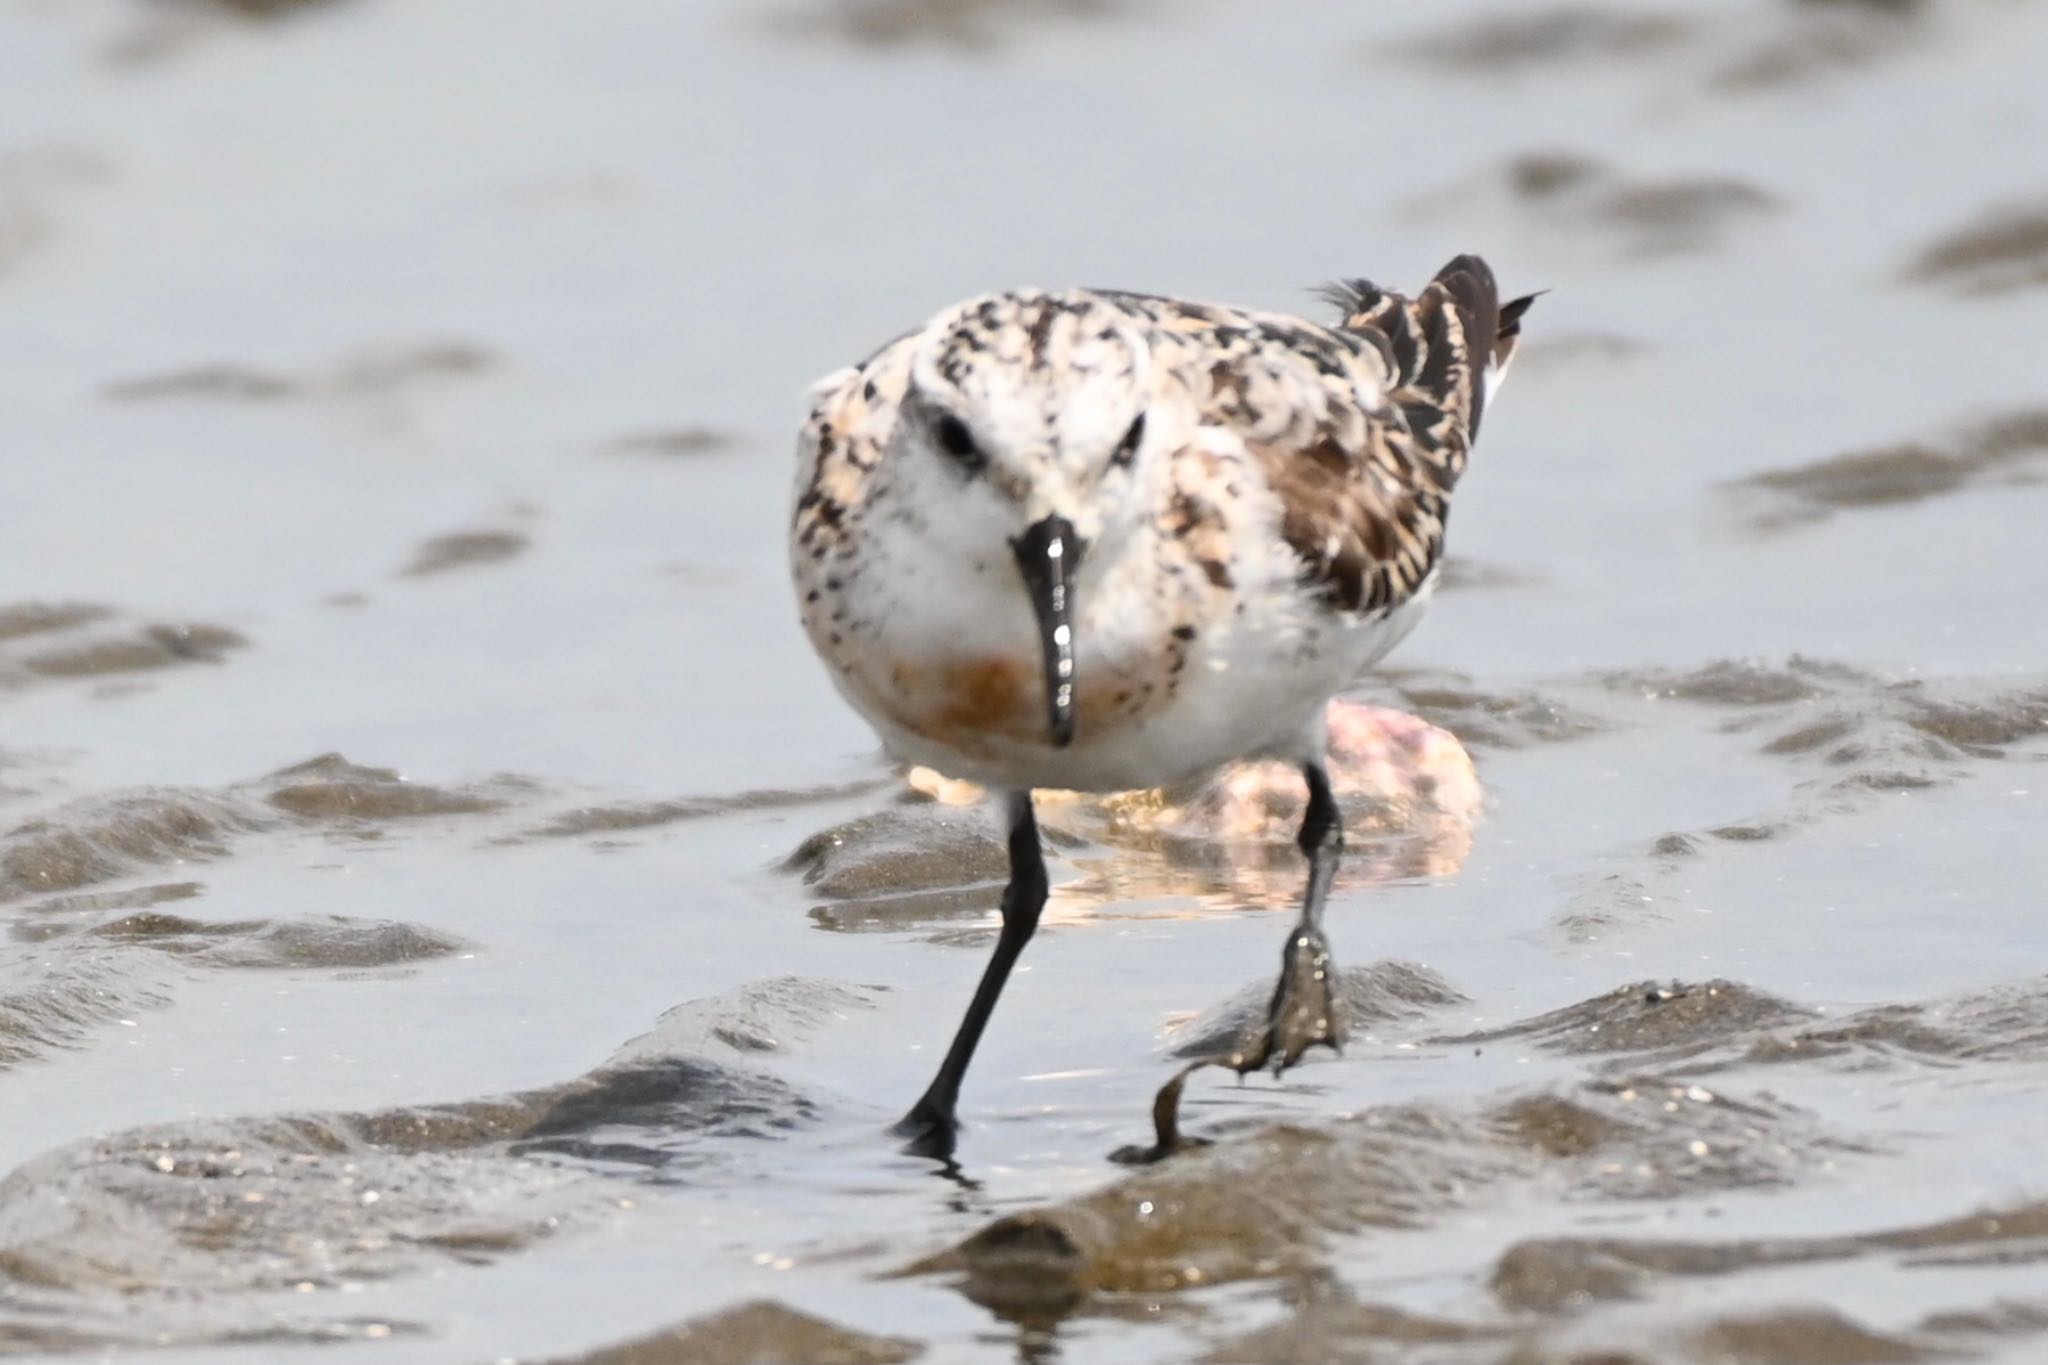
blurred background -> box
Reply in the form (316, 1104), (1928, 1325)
(4, 1), (2047, 1362)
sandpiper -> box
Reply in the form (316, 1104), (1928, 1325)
(790, 255), (1534, 1155)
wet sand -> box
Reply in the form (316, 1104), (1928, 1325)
(4, 0), (2048, 1361)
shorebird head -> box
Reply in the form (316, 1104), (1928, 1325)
(894, 290), (1162, 748)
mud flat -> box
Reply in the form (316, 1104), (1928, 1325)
(3, 0), (2047, 1360)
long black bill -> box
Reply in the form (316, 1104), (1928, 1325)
(1010, 514), (1085, 748)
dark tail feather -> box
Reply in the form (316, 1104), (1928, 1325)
(1429, 254), (1503, 438)
(1495, 289), (1542, 371)
(1499, 290), (1539, 337)
(1432, 254), (1502, 358)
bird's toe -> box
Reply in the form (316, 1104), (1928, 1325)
(1232, 926), (1343, 1076)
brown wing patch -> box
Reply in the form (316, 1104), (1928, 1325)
(1252, 430), (1445, 615)
(1248, 255), (1533, 614)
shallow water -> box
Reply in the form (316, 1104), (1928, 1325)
(4, 0), (2048, 1360)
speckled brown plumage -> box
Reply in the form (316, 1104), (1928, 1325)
(789, 255), (1533, 795)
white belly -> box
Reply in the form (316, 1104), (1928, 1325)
(851, 577), (1436, 794)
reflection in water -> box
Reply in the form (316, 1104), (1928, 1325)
(903, 700), (1481, 919)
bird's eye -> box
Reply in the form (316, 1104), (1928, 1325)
(934, 414), (984, 472)
(1110, 413), (1146, 469)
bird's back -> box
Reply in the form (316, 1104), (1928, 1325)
(1104, 253), (1532, 619)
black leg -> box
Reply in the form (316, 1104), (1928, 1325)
(895, 791), (1048, 1157)
(1232, 761), (1345, 1074)
(1294, 760), (1343, 924)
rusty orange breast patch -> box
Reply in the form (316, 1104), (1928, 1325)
(860, 651), (1173, 756)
